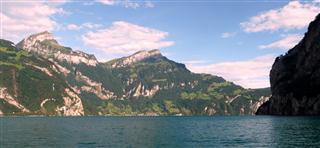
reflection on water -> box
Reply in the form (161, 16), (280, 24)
(1, 116), (320, 147)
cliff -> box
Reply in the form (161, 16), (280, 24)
(257, 14), (320, 115)
(17, 31), (98, 66)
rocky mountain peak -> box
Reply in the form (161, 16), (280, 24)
(110, 49), (164, 68)
(130, 49), (162, 60)
(256, 14), (320, 115)
(0, 31), (272, 116)
(30, 31), (54, 41)
(19, 31), (56, 49)
(17, 31), (98, 66)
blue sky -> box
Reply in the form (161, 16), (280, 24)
(2, 0), (320, 88)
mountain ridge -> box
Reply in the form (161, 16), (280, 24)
(0, 32), (271, 116)
(107, 49), (165, 68)
(17, 31), (98, 66)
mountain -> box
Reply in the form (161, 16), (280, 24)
(0, 39), (84, 116)
(108, 49), (164, 68)
(104, 50), (270, 115)
(256, 14), (320, 115)
(17, 31), (98, 66)
(0, 31), (270, 116)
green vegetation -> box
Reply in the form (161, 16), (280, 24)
(0, 41), (31, 70)
(164, 100), (180, 114)
(98, 102), (134, 115)
(41, 39), (72, 53)
(0, 38), (271, 116)
(0, 61), (24, 70)
(0, 39), (68, 115)
(97, 53), (271, 115)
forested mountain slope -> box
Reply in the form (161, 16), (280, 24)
(0, 32), (270, 116)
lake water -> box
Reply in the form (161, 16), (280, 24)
(1, 116), (320, 147)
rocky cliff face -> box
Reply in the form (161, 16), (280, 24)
(256, 14), (320, 115)
(110, 49), (163, 68)
(0, 32), (271, 116)
(0, 39), (84, 116)
(17, 31), (98, 66)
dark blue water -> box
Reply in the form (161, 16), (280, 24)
(1, 116), (320, 147)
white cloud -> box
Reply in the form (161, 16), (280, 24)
(96, 0), (117, 5)
(186, 55), (275, 88)
(82, 2), (95, 6)
(96, 0), (154, 8)
(221, 32), (236, 38)
(123, 0), (140, 9)
(82, 21), (174, 56)
(1, 1), (65, 42)
(159, 51), (174, 57)
(241, 1), (320, 32)
(67, 23), (103, 30)
(82, 23), (103, 29)
(259, 34), (303, 50)
(67, 24), (82, 30)
(145, 1), (155, 8)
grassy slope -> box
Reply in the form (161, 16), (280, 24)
(0, 38), (271, 116)
(0, 39), (69, 115)
(97, 56), (271, 115)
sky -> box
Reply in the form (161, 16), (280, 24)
(1, 0), (320, 88)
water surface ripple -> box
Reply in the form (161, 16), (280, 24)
(1, 116), (320, 147)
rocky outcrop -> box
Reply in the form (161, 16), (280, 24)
(75, 71), (116, 100)
(50, 60), (71, 76)
(225, 95), (241, 104)
(0, 87), (30, 113)
(40, 98), (56, 108)
(257, 14), (320, 115)
(203, 106), (217, 116)
(17, 31), (98, 66)
(56, 88), (84, 116)
(27, 63), (53, 76)
(111, 49), (163, 68)
(132, 83), (160, 98)
(18, 31), (55, 49)
(251, 96), (269, 115)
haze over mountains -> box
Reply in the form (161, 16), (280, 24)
(0, 31), (271, 116)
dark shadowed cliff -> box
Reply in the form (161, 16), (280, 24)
(257, 14), (320, 115)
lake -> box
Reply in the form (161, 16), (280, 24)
(1, 116), (320, 147)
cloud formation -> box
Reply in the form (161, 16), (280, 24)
(186, 55), (275, 88)
(67, 24), (81, 30)
(82, 21), (174, 55)
(259, 34), (302, 50)
(145, 1), (155, 8)
(96, 0), (116, 5)
(67, 23), (103, 30)
(1, 1), (65, 42)
(221, 32), (237, 38)
(96, 0), (154, 8)
(241, 1), (320, 32)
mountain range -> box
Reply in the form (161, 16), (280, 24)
(0, 31), (270, 116)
